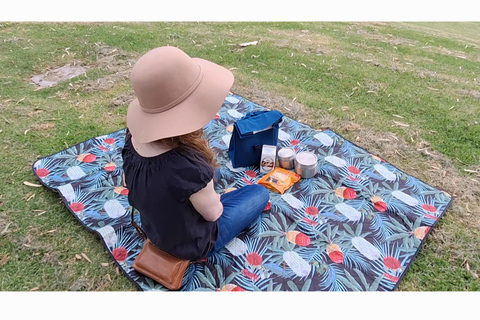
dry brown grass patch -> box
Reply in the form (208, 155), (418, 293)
(457, 89), (480, 99)
(31, 122), (55, 131)
(266, 28), (333, 55)
(348, 23), (419, 47)
(111, 89), (135, 108)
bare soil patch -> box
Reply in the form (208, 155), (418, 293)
(29, 43), (137, 93)
(31, 63), (87, 88)
(69, 44), (137, 93)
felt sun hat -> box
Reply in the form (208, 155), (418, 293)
(127, 46), (234, 143)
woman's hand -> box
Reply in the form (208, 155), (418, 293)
(189, 179), (223, 221)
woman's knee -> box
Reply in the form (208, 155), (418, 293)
(251, 184), (270, 204)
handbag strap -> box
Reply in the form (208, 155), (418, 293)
(124, 129), (192, 264)
(129, 204), (193, 266)
(130, 205), (147, 240)
(124, 128), (147, 240)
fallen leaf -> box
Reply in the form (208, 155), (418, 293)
(0, 254), (11, 266)
(392, 121), (410, 127)
(389, 134), (399, 141)
(395, 150), (407, 159)
(29, 287), (40, 291)
(239, 41), (258, 47)
(75, 254), (82, 260)
(106, 274), (112, 282)
(23, 181), (42, 187)
(81, 253), (92, 263)
(100, 262), (109, 267)
(15, 97), (26, 105)
(25, 193), (36, 201)
(36, 210), (47, 216)
(1, 223), (11, 235)
(40, 229), (56, 236)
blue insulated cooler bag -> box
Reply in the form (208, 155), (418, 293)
(228, 110), (284, 168)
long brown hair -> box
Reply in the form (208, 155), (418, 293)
(158, 128), (218, 168)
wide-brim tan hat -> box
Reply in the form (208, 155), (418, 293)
(127, 46), (234, 143)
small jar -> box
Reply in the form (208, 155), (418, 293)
(294, 151), (318, 178)
(277, 148), (295, 169)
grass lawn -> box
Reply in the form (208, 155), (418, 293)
(0, 22), (479, 291)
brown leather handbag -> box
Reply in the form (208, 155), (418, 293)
(130, 206), (190, 290)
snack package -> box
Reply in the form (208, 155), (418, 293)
(257, 167), (301, 194)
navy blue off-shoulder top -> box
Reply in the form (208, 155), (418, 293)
(122, 132), (218, 261)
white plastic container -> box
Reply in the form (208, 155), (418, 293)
(260, 145), (276, 174)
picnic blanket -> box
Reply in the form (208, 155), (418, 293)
(32, 94), (452, 291)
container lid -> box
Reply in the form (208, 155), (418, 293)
(278, 148), (295, 158)
(296, 151), (317, 166)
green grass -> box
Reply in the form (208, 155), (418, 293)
(1, 22), (479, 291)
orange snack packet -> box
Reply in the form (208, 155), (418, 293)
(257, 167), (301, 194)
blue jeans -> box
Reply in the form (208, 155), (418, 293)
(208, 184), (270, 256)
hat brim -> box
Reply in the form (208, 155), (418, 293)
(127, 57), (234, 143)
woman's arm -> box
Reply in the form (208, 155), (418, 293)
(189, 179), (223, 222)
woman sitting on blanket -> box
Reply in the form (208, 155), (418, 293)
(122, 46), (270, 261)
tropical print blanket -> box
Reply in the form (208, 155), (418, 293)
(33, 94), (452, 291)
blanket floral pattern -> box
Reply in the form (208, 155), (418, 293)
(33, 94), (452, 291)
